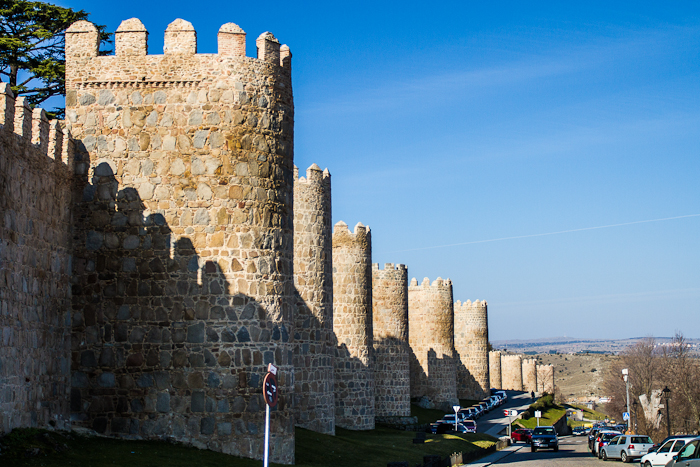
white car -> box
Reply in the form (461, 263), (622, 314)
(641, 437), (693, 467)
(601, 434), (654, 462)
(665, 438), (700, 467)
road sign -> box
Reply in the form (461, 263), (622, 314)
(622, 412), (630, 421)
(263, 372), (278, 407)
(503, 409), (510, 417)
(509, 409), (518, 417)
(263, 364), (279, 467)
(534, 410), (542, 418)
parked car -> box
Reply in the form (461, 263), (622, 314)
(641, 436), (695, 467)
(593, 430), (622, 457)
(459, 420), (477, 434)
(665, 437), (700, 467)
(441, 413), (468, 425)
(429, 420), (477, 434)
(601, 434), (654, 462)
(511, 428), (533, 444)
(429, 421), (452, 434)
(531, 426), (558, 452)
(459, 408), (477, 420)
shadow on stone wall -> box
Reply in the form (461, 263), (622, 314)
(334, 342), (374, 429)
(69, 162), (293, 461)
(455, 357), (485, 401)
(408, 347), (458, 412)
(372, 336), (411, 417)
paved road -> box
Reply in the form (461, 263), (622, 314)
(470, 435), (600, 466)
(476, 391), (535, 437)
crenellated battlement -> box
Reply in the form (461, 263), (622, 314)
(408, 276), (452, 290)
(65, 19), (291, 69)
(333, 220), (370, 236)
(372, 262), (407, 271)
(295, 163), (331, 186)
(454, 299), (488, 308)
(0, 83), (73, 166)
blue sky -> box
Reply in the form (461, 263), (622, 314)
(58, 1), (700, 340)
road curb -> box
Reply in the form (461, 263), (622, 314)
(467, 444), (523, 466)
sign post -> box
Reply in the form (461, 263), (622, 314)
(453, 405), (461, 432)
(535, 410), (542, 427)
(263, 363), (278, 467)
(504, 409), (518, 436)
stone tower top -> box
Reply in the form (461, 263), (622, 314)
(65, 19), (291, 66)
(294, 163), (331, 186)
(409, 277), (452, 289)
(454, 299), (487, 308)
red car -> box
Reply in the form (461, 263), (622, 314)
(511, 429), (533, 443)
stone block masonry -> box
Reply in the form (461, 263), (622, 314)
(372, 263), (410, 417)
(522, 358), (537, 393)
(489, 350), (502, 390)
(0, 14), (499, 464)
(332, 221), (375, 430)
(0, 84), (74, 434)
(501, 354), (523, 391)
(65, 19), (295, 464)
(537, 364), (554, 394)
(408, 277), (458, 411)
(293, 164), (335, 434)
(454, 300), (489, 400)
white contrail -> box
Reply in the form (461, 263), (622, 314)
(388, 214), (700, 253)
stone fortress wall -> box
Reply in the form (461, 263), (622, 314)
(372, 263), (410, 417)
(501, 354), (523, 391)
(64, 18), (295, 462)
(293, 164), (334, 434)
(408, 277), (458, 411)
(454, 299), (489, 400)
(0, 16), (502, 465)
(537, 364), (555, 394)
(489, 350), (502, 390)
(332, 222), (374, 429)
(522, 358), (538, 393)
(0, 84), (74, 435)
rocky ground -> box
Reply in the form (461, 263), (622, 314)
(534, 353), (618, 403)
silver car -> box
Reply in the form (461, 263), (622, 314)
(666, 437), (700, 467)
(601, 434), (654, 462)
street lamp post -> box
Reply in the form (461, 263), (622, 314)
(662, 386), (671, 438)
(622, 369), (630, 433)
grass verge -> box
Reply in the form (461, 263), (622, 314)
(2, 421), (497, 467)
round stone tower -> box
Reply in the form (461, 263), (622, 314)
(372, 263), (410, 417)
(454, 299), (489, 400)
(489, 350), (502, 390)
(332, 221), (374, 430)
(65, 19), (296, 463)
(293, 164), (334, 434)
(537, 364), (555, 394)
(501, 354), (524, 391)
(408, 277), (458, 411)
(522, 358), (538, 393)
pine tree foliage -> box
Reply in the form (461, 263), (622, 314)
(0, 0), (109, 118)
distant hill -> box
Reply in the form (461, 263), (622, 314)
(491, 336), (700, 355)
